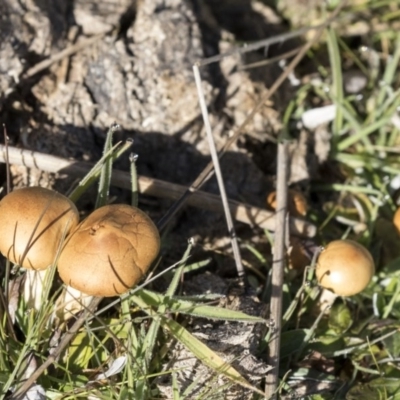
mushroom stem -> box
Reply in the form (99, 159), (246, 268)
(55, 286), (93, 322)
(318, 288), (338, 310)
(23, 269), (49, 311)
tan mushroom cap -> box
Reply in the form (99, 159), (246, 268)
(316, 239), (375, 296)
(0, 187), (79, 270)
(57, 204), (160, 297)
(393, 207), (400, 236)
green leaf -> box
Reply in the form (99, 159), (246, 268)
(329, 303), (352, 333)
(347, 378), (400, 400)
(383, 331), (400, 358)
(66, 331), (93, 371)
(138, 289), (266, 323)
(96, 124), (120, 208)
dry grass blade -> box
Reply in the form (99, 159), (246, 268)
(0, 145), (316, 237)
(193, 65), (245, 280)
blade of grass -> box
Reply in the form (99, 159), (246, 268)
(8, 296), (103, 400)
(140, 241), (194, 370)
(376, 32), (400, 112)
(95, 123), (120, 208)
(331, 329), (398, 357)
(334, 152), (400, 175)
(163, 316), (265, 396)
(68, 139), (133, 203)
(133, 292), (265, 397)
(193, 64), (245, 281)
(138, 289), (267, 323)
(130, 153), (139, 208)
(338, 94), (400, 151)
(327, 27), (344, 149)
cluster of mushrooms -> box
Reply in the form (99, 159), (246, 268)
(0, 187), (160, 316)
(267, 189), (375, 297)
(0, 184), (379, 317)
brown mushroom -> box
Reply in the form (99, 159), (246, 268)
(288, 236), (310, 273)
(393, 207), (400, 236)
(0, 187), (79, 269)
(266, 189), (308, 218)
(315, 239), (374, 296)
(0, 187), (79, 309)
(57, 204), (160, 297)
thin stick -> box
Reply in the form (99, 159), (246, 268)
(1, 125), (11, 307)
(197, 24), (325, 67)
(22, 31), (110, 79)
(0, 145), (316, 237)
(9, 297), (103, 400)
(193, 65), (245, 279)
(2, 124), (11, 194)
(263, 3), (348, 397)
(265, 140), (289, 399)
(238, 46), (302, 71)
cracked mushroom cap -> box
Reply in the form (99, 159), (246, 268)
(0, 187), (79, 270)
(57, 204), (160, 297)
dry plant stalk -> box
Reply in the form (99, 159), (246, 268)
(193, 64), (245, 279)
(265, 140), (289, 399)
(263, 2), (348, 398)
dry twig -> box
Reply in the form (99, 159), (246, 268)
(263, 2), (348, 398)
(265, 140), (289, 399)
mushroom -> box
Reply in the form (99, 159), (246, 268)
(315, 239), (374, 296)
(0, 187), (79, 309)
(266, 189), (308, 218)
(56, 204), (160, 319)
(393, 207), (400, 236)
(288, 236), (311, 275)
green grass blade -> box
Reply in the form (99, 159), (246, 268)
(95, 124), (120, 209)
(337, 112), (398, 151)
(377, 32), (400, 107)
(327, 27), (344, 146)
(146, 242), (192, 354)
(166, 240), (193, 298)
(138, 289), (266, 323)
(68, 139), (133, 203)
